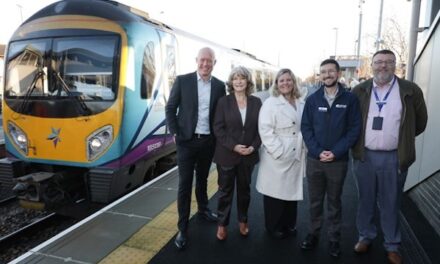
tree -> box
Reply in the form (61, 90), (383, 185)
(365, 17), (409, 78)
(381, 18), (408, 77)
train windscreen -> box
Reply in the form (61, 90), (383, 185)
(5, 36), (118, 101)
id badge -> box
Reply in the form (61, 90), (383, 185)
(372, 116), (383, 130)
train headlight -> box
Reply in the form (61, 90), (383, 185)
(7, 122), (28, 155)
(87, 125), (113, 161)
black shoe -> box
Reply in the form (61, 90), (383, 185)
(267, 230), (288, 239)
(329, 241), (341, 258)
(197, 210), (217, 222)
(174, 231), (187, 250)
(300, 234), (318, 250)
(286, 227), (297, 236)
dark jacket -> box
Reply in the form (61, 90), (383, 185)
(165, 71), (226, 142)
(213, 94), (262, 166)
(301, 84), (361, 161)
(351, 77), (428, 171)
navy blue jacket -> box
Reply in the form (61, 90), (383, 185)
(301, 84), (361, 161)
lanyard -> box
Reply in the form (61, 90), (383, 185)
(373, 77), (396, 113)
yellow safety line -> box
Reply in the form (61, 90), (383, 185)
(98, 169), (219, 264)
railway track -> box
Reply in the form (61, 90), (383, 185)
(0, 210), (77, 263)
(0, 212), (57, 245)
(0, 195), (16, 206)
(0, 197), (52, 247)
(0, 196), (54, 262)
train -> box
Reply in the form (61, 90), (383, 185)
(0, 0), (278, 209)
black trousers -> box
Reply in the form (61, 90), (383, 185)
(216, 163), (253, 226)
(263, 195), (297, 233)
(306, 157), (347, 242)
(176, 136), (215, 232)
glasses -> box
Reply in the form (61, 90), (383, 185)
(373, 60), (395, 66)
(319, 69), (338, 75)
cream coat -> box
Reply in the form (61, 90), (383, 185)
(256, 95), (306, 201)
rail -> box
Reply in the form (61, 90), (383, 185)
(0, 213), (57, 246)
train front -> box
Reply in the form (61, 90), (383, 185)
(0, 1), (129, 208)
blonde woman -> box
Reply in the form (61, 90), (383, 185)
(256, 68), (306, 239)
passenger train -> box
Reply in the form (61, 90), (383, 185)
(0, 0), (278, 208)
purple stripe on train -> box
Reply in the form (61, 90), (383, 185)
(104, 135), (175, 168)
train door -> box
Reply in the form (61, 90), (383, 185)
(130, 27), (162, 154)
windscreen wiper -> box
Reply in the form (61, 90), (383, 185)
(53, 71), (91, 116)
(18, 68), (45, 114)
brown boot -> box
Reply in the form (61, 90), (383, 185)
(216, 226), (227, 241)
(239, 222), (249, 236)
(387, 251), (402, 264)
(354, 241), (370, 254)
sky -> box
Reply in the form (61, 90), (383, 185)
(0, 0), (412, 79)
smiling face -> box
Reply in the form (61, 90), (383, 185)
(196, 48), (216, 80)
(319, 63), (340, 88)
(372, 53), (396, 85)
(232, 74), (248, 93)
(277, 72), (294, 96)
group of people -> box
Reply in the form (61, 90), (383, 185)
(165, 47), (428, 264)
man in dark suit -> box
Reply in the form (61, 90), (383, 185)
(165, 47), (226, 250)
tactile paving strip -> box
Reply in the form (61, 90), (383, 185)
(98, 168), (218, 263)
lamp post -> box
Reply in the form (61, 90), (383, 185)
(333, 27), (338, 59)
(375, 0), (385, 50)
(16, 4), (23, 23)
(356, 0), (365, 77)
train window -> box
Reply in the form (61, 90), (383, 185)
(264, 71), (271, 90)
(255, 70), (263, 92)
(141, 41), (156, 99)
(166, 45), (176, 90)
(5, 40), (49, 97)
(52, 36), (117, 100)
(268, 72), (275, 88)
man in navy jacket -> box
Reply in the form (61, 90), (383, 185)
(300, 59), (361, 258)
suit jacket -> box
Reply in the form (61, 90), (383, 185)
(213, 94), (262, 166)
(165, 71), (226, 142)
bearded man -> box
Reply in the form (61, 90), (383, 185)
(300, 59), (361, 258)
(351, 50), (427, 264)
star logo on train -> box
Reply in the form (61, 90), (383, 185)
(47, 127), (62, 148)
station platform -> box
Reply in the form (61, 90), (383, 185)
(9, 162), (435, 264)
